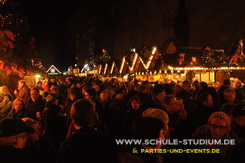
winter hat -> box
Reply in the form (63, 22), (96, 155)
(142, 108), (169, 122)
(208, 111), (231, 131)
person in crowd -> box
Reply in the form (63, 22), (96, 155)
(142, 108), (170, 139)
(231, 104), (245, 143)
(14, 80), (30, 102)
(105, 87), (115, 101)
(220, 103), (237, 120)
(26, 88), (45, 120)
(137, 85), (151, 111)
(196, 81), (208, 99)
(176, 80), (194, 114)
(117, 116), (166, 162)
(122, 96), (142, 138)
(7, 98), (27, 118)
(125, 83), (139, 102)
(234, 80), (245, 103)
(214, 81), (221, 92)
(188, 93), (214, 135)
(66, 87), (83, 127)
(192, 80), (200, 101)
(57, 99), (115, 163)
(218, 79), (231, 106)
(207, 86), (220, 111)
(223, 88), (237, 105)
(163, 95), (188, 139)
(148, 84), (166, 110)
(0, 85), (13, 101)
(42, 93), (67, 162)
(191, 111), (239, 162)
(98, 91), (111, 124)
(164, 83), (175, 95)
(85, 88), (106, 122)
(108, 87), (126, 139)
(50, 86), (65, 110)
(57, 79), (67, 96)
(0, 94), (12, 119)
(0, 117), (36, 163)
(42, 80), (50, 93)
(22, 117), (49, 163)
(92, 84), (101, 96)
(36, 81), (44, 92)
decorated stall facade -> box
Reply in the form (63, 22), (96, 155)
(82, 39), (245, 83)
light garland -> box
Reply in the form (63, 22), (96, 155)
(168, 66), (245, 71)
(110, 62), (115, 74)
(119, 56), (126, 74)
(128, 53), (138, 71)
(104, 63), (108, 74)
(98, 64), (102, 74)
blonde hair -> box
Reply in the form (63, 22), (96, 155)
(12, 98), (25, 109)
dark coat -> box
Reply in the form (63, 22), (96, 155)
(26, 97), (46, 120)
(0, 145), (37, 163)
(122, 109), (141, 138)
(57, 127), (115, 163)
(7, 108), (28, 118)
(176, 89), (194, 114)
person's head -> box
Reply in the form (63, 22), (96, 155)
(131, 117), (166, 149)
(45, 93), (58, 107)
(232, 104), (245, 128)
(138, 85), (147, 94)
(193, 80), (199, 89)
(100, 91), (108, 102)
(153, 85), (166, 102)
(22, 117), (39, 143)
(76, 82), (83, 88)
(199, 82), (208, 90)
(69, 87), (81, 101)
(198, 93), (213, 108)
(70, 99), (98, 129)
(18, 80), (26, 89)
(234, 80), (243, 89)
(85, 88), (96, 100)
(127, 96), (142, 110)
(164, 84), (174, 95)
(142, 108), (169, 131)
(114, 88), (124, 100)
(207, 112), (231, 139)
(92, 85), (100, 92)
(220, 103), (237, 119)
(0, 118), (34, 149)
(223, 79), (231, 86)
(37, 81), (42, 88)
(50, 86), (59, 95)
(0, 85), (10, 94)
(224, 88), (236, 103)
(30, 88), (40, 102)
(12, 98), (25, 111)
(164, 95), (179, 113)
(182, 81), (192, 92)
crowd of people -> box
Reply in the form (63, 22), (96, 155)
(0, 75), (244, 163)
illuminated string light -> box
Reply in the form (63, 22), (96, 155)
(110, 62), (115, 74)
(120, 56), (126, 74)
(104, 63), (108, 74)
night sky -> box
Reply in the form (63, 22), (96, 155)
(21, 0), (81, 72)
